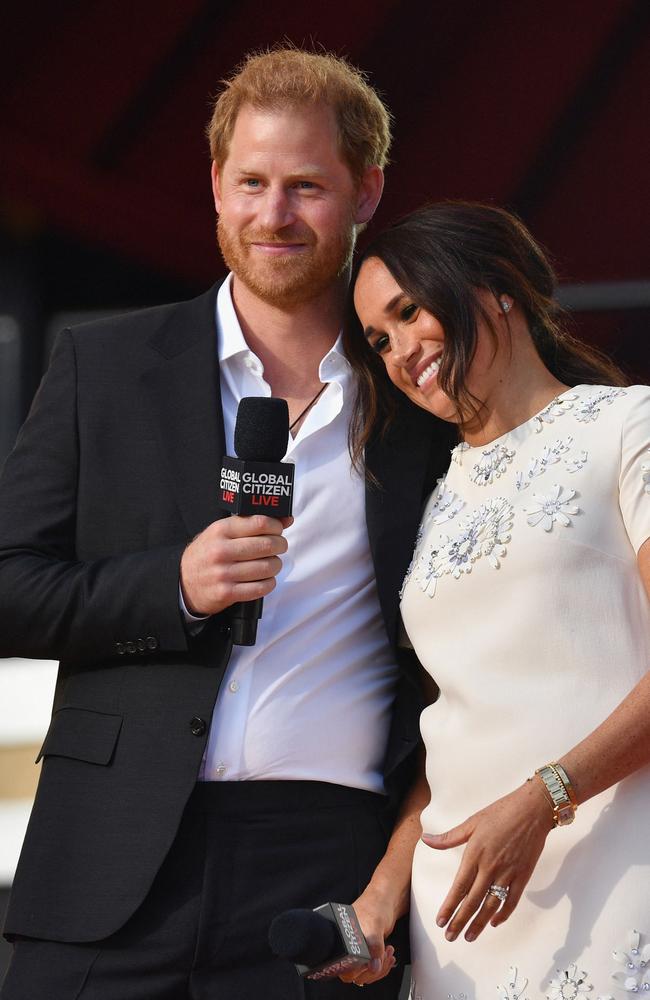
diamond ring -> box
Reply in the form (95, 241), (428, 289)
(487, 883), (509, 903)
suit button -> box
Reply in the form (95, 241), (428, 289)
(125, 641), (136, 654)
(115, 642), (126, 655)
(190, 717), (206, 736)
(220, 624), (231, 636)
(136, 638), (147, 652)
(146, 636), (158, 651)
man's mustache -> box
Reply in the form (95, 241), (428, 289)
(243, 229), (316, 247)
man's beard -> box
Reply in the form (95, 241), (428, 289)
(217, 217), (356, 309)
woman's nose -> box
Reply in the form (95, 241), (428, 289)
(390, 330), (419, 366)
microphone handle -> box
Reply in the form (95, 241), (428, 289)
(229, 597), (264, 646)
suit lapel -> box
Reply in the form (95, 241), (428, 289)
(142, 286), (228, 538)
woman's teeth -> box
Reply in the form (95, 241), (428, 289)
(416, 359), (440, 387)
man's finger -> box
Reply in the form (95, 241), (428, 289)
(219, 514), (288, 537)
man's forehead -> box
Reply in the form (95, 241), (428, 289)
(229, 101), (339, 145)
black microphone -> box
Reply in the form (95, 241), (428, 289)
(216, 397), (295, 646)
(268, 903), (371, 981)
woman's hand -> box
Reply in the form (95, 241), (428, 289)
(337, 885), (399, 986)
(422, 779), (555, 942)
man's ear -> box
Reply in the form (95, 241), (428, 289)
(211, 161), (222, 214)
(354, 166), (384, 226)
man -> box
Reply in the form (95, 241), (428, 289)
(0, 48), (453, 999)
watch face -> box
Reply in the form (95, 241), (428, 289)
(556, 804), (575, 826)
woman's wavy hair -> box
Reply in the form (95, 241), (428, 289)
(344, 201), (627, 471)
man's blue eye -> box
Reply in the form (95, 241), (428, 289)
(245, 179), (260, 187)
(296, 181), (315, 189)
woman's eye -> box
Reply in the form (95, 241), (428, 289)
(401, 303), (418, 321)
(371, 334), (390, 354)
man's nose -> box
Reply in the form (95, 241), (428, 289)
(258, 187), (296, 231)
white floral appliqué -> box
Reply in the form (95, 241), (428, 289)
(532, 394), (577, 433)
(452, 441), (470, 464)
(548, 963), (593, 1000)
(642, 450), (650, 495)
(469, 442), (516, 486)
(401, 480), (467, 597)
(498, 966), (531, 1000)
(415, 497), (514, 596)
(573, 387), (627, 423)
(521, 436), (574, 483)
(523, 485), (580, 531)
(566, 451), (588, 473)
(609, 928), (650, 993)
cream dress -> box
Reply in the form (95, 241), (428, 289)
(401, 385), (650, 1000)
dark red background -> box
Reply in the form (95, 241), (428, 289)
(1, 0), (648, 378)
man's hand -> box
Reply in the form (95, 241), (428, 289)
(180, 515), (292, 616)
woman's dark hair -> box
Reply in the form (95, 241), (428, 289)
(344, 201), (628, 470)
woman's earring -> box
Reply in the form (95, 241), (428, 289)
(500, 298), (511, 313)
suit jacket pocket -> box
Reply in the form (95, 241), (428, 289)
(36, 706), (123, 765)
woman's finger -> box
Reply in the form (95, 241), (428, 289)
(436, 859), (478, 928)
(442, 874), (494, 941)
(351, 946), (396, 986)
(463, 882), (512, 941)
(422, 818), (472, 851)
(490, 874), (526, 927)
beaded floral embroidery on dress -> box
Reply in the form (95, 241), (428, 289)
(414, 497), (514, 596)
(566, 451), (589, 473)
(410, 931), (650, 999)
(573, 387), (627, 423)
(517, 436), (574, 485)
(498, 967), (531, 1000)
(532, 394), (577, 433)
(400, 480), (466, 597)
(522, 485), (580, 531)
(547, 964), (593, 1000)
(605, 928), (650, 995)
(469, 443), (516, 486)
(642, 451), (650, 495)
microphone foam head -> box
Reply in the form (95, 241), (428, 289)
(268, 908), (338, 967)
(234, 396), (289, 462)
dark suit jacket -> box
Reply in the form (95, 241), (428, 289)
(0, 285), (454, 943)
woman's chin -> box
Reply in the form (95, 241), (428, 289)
(410, 385), (457, 423)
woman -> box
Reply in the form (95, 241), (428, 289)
(346, 202), (650, 999)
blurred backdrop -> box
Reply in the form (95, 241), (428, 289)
(0, 0), (649, 978)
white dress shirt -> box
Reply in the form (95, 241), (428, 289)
(193, 275), (399, 793)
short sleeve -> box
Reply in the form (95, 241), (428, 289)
(619, 385), (650, 553)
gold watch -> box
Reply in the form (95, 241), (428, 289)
(535, 763), (577, 826)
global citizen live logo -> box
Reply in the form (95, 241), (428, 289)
(217, 457), (294, 517)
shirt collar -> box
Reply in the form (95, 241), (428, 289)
(216, 273), (251, 363)
(215, 272), (352, 380)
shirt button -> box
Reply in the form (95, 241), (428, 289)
(214, 763), (227, 778)
(190, 717), (206, 736)
(228, 680), (240, 693)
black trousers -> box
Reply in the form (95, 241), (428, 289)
(1, 781), (406, 999)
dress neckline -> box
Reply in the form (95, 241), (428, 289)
(453, 385), (583, 456)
